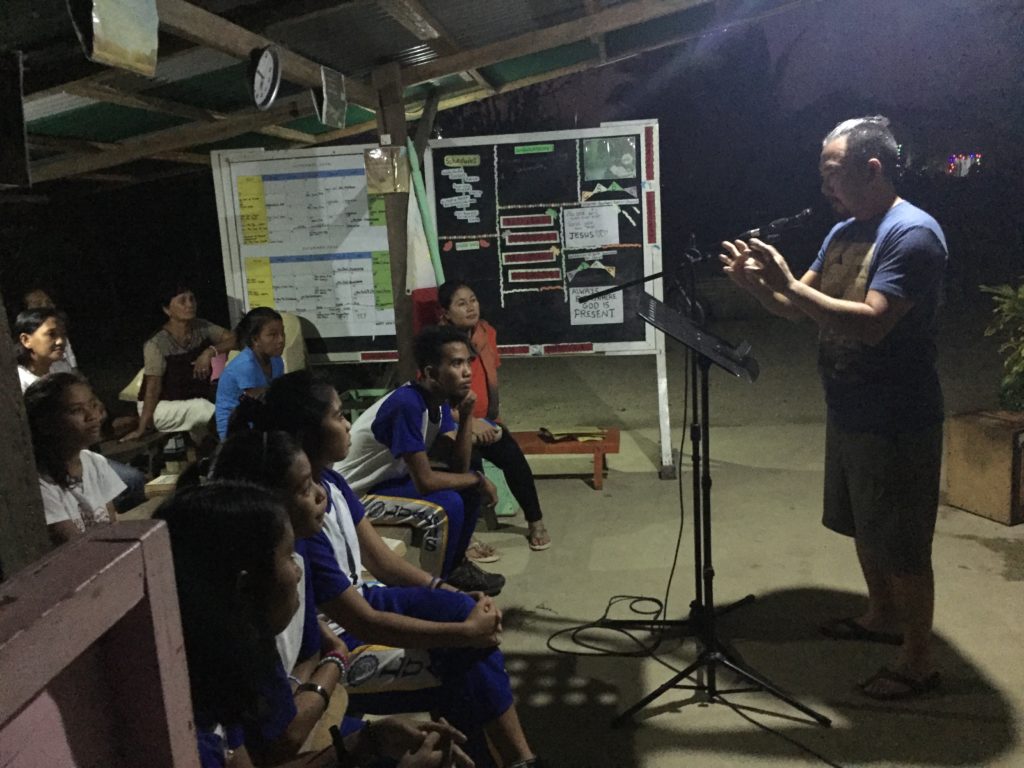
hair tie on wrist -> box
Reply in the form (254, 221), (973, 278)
(295, 681), (330, 709)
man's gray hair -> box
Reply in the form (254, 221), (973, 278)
(823, 116), (899, 181)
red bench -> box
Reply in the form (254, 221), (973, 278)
(511, 428), (620, 490)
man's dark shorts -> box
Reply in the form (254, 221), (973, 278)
(823, 417), (943, 574)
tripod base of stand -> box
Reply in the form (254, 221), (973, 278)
(612, 644), (833, 728)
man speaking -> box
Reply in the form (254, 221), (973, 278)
(719, 116), (947, 700)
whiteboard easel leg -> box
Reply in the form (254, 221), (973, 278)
(655, 330), (675, 479)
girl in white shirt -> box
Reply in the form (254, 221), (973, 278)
(24, 372), (125, 545)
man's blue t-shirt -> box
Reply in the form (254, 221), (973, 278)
(336, 383), (457, 492)
(372, 384), (456, 457)
(809, 200), (947, 433)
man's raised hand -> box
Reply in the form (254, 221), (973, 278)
(744, 237), (796, 293)
(719, 240), (762, 292)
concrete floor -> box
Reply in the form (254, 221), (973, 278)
(473, 296), (1024, 767)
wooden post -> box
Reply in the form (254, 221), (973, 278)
(0, 292), (49, 580)
(412, 87), (441, 163)
(372, 62), (415, 381)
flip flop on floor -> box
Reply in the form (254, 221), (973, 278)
(527, 522), (551, 551)
(466, 539), (500, 563)
(858, 666), (941, 701)
(820, 617), (903, 646)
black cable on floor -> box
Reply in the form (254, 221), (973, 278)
(545, 350), (691, 663)
(545, 594), (669, 658)
(658, 346), (691, 624)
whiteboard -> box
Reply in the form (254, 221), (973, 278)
(212, 145), (398, 360)
(425, 122), (664, 357)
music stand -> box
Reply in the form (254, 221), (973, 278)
(610, 292), (831, 728)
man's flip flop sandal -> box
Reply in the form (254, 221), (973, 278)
(858, 666), (941, 700)
(466, 540), (500, 563)
(820, 617), (903, 646)
(527, 524), (551, 551)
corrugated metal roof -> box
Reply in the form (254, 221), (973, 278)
(266, 0), (438, 77)
(6, 0), (742, 186)
(605, 1), (718, 57)
(420, 0), (588, 49)
(481, 40), (598, 87)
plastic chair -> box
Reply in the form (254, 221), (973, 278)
(482, 459), (519, 518)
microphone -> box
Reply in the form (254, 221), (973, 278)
(736, 208), (814, 240)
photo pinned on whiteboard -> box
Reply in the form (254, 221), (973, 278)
(569, 286), (623, 326)
(582, 136), (637, 181)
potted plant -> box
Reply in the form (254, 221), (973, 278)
(981, 282), (1024, 410)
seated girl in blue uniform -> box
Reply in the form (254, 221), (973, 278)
(157, 481), (474, 767)
(215, 307), (286, 439)
(224, 371), (543, 768)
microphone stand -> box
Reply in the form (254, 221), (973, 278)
(586, 236), (832, 729)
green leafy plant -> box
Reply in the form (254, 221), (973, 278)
(981, 281), (1024, 410)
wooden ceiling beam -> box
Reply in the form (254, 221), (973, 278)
(63, 82), (318, 145)
(28, 134), (117, 153)
(155, 150), (211, 165)
(155, 0), (377, 110)
(403, 0), (707, 86)
(258, 124), (321, 144)
(26, 49), (193, 105)
(30, 94), (311, 183)
(583, 0), (609, 63)
(64, 82), (219, 121)
(78, 172), (140, 183)
(28, 134), (210, 166)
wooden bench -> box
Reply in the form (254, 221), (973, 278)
(511, 428), (620, 490)
(97, 432), (169, 479)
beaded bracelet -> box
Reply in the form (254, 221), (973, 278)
(318, 651), (349, 676)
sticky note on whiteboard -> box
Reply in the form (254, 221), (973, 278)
(563, 205), (618, 250)
(246, 257), (275, 308)
(569, 286), (622, 326)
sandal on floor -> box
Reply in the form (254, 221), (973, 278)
(858, 666), (941, 700)
(527, 522), (551, 551)
(466, 538), (500, 563)
(820, 617), (903, 646)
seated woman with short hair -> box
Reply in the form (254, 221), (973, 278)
(121, 284), (234, 445)
(22, 288), (78, 373)
(14, 308), (68, 391)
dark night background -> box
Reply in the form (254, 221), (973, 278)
(3, 0), (1023, 398)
